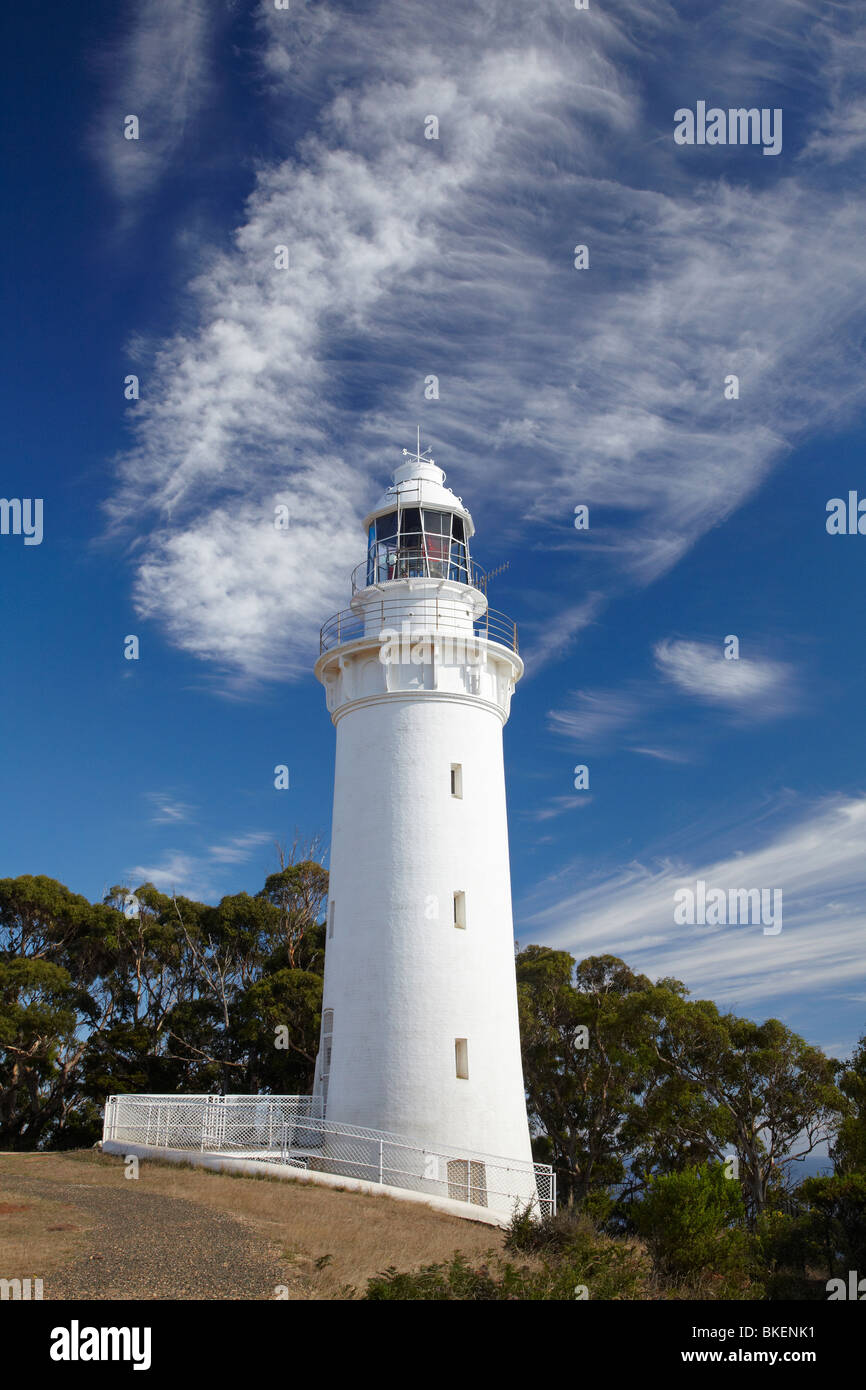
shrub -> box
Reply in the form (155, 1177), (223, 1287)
(798, 1173), (866, 1275)
(633, 1162), (747, 1278)
(363, 1235), (648, 1301)
(754, 1209), (813, 1275)
(504, 1202), (597, 1255)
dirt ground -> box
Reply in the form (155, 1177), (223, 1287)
(0, 1149), (505, 1300)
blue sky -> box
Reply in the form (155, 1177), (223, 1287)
(2, 0), (866, 1065)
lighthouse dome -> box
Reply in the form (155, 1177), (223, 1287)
(364, 456), (474, 538)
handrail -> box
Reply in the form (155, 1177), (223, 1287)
(319, 597), (518, 656)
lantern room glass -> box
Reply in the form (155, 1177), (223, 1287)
(365, 508), (471, 586)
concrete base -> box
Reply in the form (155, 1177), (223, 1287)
(102, 1140), (508, 1228)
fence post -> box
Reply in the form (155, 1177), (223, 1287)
(379, 1140), (384, 1185)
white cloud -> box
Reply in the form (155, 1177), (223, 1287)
(547, 690), (641, 744)
(132, 472), (364, 683)
(654, 639), (794, 714)
(147, 793), (195, 824)
(127, 852), (211, 900)
(547, 637), (796, 755)
(90, 0), (218, 203)
(207, 832), (273, 865)
(801, 18), (866, 164)
(528, 795), (594, 823)
(105, 0), (866, 683)
(523, 796), (866, 1014)
(629, 746), (692, 764)
(127, 829), (275, 900)
(520, 596), (603, 677)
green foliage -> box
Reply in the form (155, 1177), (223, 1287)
(0, 861), (328, 1148)
(505, 1202), (603, 1256)
(515, 944), (844, 1230)
(653, 1002), (844, 1225)
(0, 859), (856, 1312)
(834, 1033), (866, 1174)
(516, 948), (676, 1204)
(750, 1182), (866, 1300)
(0, 877), (115, 1149)
(503, 1201), (539, 1252)
(634, 1162), (747, 1277)
(363, 1198), (767, 1301)
(798, 1173), (866, 1275)
(749, 1207), (828, 1298)
(257, 861), (329, 970)
(363, 1235), (648, 1301)
(232, 966), (323, 1093)
(754, 1208), (813, 1276)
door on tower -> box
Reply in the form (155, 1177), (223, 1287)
(447, 1159), (488, 1208)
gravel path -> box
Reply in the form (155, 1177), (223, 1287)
(1, 1172), (288, 1300)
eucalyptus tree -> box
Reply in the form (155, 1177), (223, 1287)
(0, 857), (329, 1143)
(0, 876), (123, 1147)
(516, 943), (844, 1223)
(833, 1031), (866, 1175)
(516, 947), (671, 1204)
(654, 1000), (844, 1223)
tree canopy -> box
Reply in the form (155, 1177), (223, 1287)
(0, 864), (328, 1149)
(0, 865), (855, 1243)
(516, 944), (846, 1222)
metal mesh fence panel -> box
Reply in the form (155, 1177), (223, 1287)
(103, 1094), (555, 1218)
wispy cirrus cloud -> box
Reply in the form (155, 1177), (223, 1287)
(105, 0), (866, 685)
(629, 745), (692, 764)
(127, 828), (274, 900)
(126, 851), (208, 899)
(548, 633), (798, 753)
(547, 690), (642, 745)
(801, 14), (866, 164)
(527, 795), (595, 823)
(522, 795), (866, 1052)
(146, 792), (196, 825)
(207, 832), (272, 865)
(89, 0), (221, 206)
(521, 596), (603, 678)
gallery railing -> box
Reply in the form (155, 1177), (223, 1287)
(320, 597), (518, 655)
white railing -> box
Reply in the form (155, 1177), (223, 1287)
(319, 596), (519, 655)
(103, 1094), (555, 1220)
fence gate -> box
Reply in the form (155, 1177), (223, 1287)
(201, 1096), (223, 1151)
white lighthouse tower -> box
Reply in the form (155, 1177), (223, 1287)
(312, 437), (535, 1209)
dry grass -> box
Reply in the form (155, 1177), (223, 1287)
(0, 1150), (506, 1299)
(0, 1164), (95, 1278)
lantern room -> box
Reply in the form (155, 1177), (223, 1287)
(357, 443), (477, 591)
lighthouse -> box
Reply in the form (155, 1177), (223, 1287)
(312, 437), (535, 1200)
